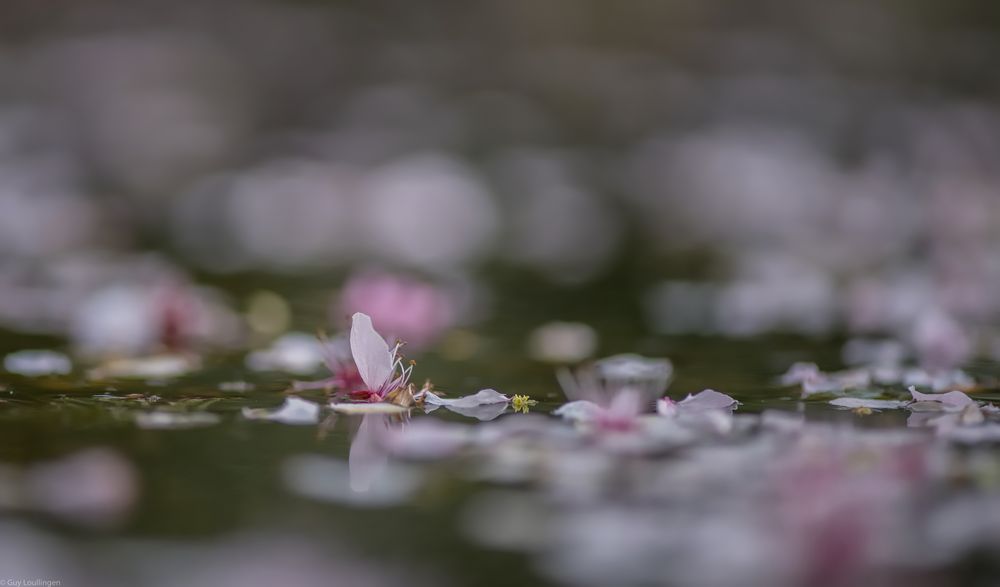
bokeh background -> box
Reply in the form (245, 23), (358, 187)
(1, 0), (1000, 369)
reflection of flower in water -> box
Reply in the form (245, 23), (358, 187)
(283, 412), (422, 507)
(349, 414), (394, 493)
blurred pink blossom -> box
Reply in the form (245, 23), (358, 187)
(335, 270), (455, 349)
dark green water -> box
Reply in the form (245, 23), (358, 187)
(1, 274), (998, 587)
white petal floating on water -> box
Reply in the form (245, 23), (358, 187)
(553, 400), (603, 422)
(135, 411), (220, 429)
(329, 402), (410, 415)
(828, 398), (906, 410)
(421, 389), (509, 421)
(908, 386), (974, 410)
(676, 389), (738, 411)
(244, 332), (326, 375)
(242, 397), (320, 425)
(3, 350), (72, 377)
(88, 354), (200, 380)
(422, 389), (509, 409)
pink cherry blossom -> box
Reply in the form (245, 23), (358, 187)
(336, 271), (455, 349)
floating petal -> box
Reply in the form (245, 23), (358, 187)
(677, 389), (738, 410)
(242, 397), (320, 425)
(828, 398), (906, 410)
(3, 350), (72, 377)
(908, 386), (974, 409)
(330, 402), (410, 415)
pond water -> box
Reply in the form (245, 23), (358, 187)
(1, 277), (999, 587)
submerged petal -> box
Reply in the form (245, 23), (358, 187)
(349, 313), (394, 392)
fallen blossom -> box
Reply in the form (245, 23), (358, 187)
(657, 389), (738, 416)
(420, 389), (510, 421)
(88, 354), (200, 380)
(345, 312), (414, 404)
(242, 397), (320, 425)
(3, 350), (72, 377)
(828, 398), (906, 410)
(553, 390), (644, 432)
(908, 386), (974, 410)
(135, 411), (221, 429)
(245, 333), (326, 375)
(330, 402), (410, 415)
(421, 389), (509, 409)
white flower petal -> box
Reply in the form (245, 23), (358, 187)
(677, 389), (738, 410)
(349, 312), (393, 392)
(908, 386), (974, 409)
(656, 398), (678, 417)
(329, 402), (410, 415)
(553, 400), (603, 422)
(242, 397), (320, 425)
(421, 389), (509, 409)
(828, 398), (906, 410)
(136, 411), (220, 429)
(3, 350), (72, 377)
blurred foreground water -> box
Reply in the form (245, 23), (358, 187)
(0, 276), (999, 587)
